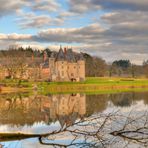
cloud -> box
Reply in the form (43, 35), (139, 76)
(34, 23), (105, 43)
(31, 0), (61, 12)
(0, 33), (32, 41)
(101, 11), (148, 24)
(0, 23), (106, 46)
(0, 0), (61, 18)
(98, 0), (148, 11)
(16, 13), (64, 29)
(68, 0), (101, 13)
(68, 0), (148, 12)
(0, 0), (28, 17)
(0, 0), (62, 28)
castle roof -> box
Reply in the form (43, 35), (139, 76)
(54, 47), (84, 62)
(65, 49), (76, 62)
(55, 48), (65, 61)
(79, 53), (84, 60)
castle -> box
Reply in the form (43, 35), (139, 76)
(0, 47), (85, 82)
(41, 47), (85, 82)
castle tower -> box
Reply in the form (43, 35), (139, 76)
(55, 48), (69, 81)
(49, 53), (55, 81)
(43, 51), (48, 62)
(78, 53), (85, 81)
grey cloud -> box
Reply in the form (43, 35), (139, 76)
(0, 0), (28, 17)
(68, 0), (148, 13)
(101, 11), (148, 24)
(34, 23), (105, 43)
(98, 0), (148, 11)
(0, 23), (105, 44)
(101, 10), (148, 47)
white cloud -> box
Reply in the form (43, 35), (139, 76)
(16, 13), (64, 29)
(68, 0), (101, 13)
(32, 0), (61, 12)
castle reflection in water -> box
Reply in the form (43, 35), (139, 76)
(0, 92), (148, 127)
(0, 93), (86, 127)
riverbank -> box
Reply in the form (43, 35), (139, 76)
(0, 87), (30, 93)
(1, 77), (148, 94)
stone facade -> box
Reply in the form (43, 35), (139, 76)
(41, 47), (85, 82)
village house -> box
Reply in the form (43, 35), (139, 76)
(40, 47), (85, 82)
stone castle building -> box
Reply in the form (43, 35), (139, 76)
(41, 47), (85, 82)
(0, 47), (85, 82)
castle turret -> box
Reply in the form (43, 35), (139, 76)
(49, 53), (55, 81)
(78, 53), (85, 81)
(55, 48), (69, 81)
(43, 51), (48, 62)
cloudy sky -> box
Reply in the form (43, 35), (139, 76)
(0, 0), (148, 64)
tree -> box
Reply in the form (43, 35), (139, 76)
(112, 60), (131, 70)
(0, 49), (28, 79)
(143, 60), (148, 78)
(83, 53), (107, 77)
(110, 60), (132, 77)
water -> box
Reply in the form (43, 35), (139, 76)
(0, 92), (147, 147)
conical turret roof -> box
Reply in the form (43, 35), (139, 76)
(55, 48), (65, 61)
(65, 48), (76, 62)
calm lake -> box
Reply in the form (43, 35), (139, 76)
(0, 91), (148, 148)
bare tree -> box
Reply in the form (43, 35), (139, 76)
(0, 111), (147, 147)
(0, 49), (28, 80)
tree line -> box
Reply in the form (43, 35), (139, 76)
(0, 47), (148, 78)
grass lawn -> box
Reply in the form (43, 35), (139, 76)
(1, 77), (148, 94)
(37, 77), (148, 94)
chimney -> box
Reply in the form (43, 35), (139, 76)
(43, 51), (47, 62)
(64, 47), (67, 54)
(32, 52), (34, 61)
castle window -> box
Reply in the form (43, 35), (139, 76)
(74, 66), (76, 69)
(71, 73), (74, 76)
(62, 71), (64, 76)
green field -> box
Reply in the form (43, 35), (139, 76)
(1, 77), (148, 94)
(38, 77), (148, 94)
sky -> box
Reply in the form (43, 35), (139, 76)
(0, 0), (148, 65)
